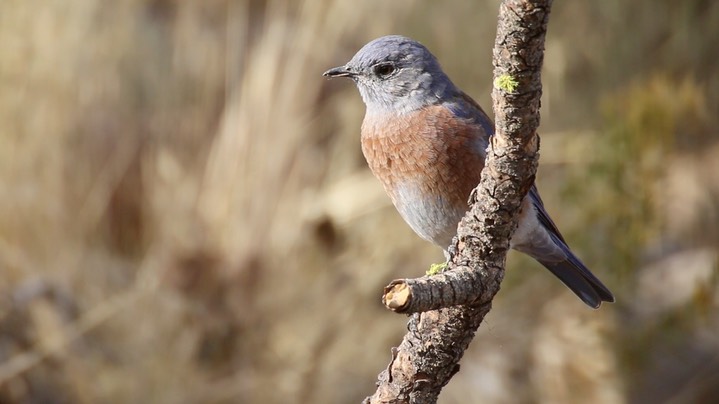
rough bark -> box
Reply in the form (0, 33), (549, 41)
(365, 1), (552, 402)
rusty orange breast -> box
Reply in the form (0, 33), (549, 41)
(360, 105), (488, 247)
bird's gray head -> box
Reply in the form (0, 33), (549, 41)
(323, 35), (455, 114)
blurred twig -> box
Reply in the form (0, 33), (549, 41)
(0, 257), (161, 385)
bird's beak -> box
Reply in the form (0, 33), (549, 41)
(323, 65), (355, 78)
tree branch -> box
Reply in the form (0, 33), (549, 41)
(366, 1), (552, 402)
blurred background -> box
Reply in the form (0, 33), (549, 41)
(1, 0), (718, 403)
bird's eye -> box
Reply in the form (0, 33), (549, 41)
(373, 63), (396, 77)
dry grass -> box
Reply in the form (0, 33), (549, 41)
(0, 0), (718, 403)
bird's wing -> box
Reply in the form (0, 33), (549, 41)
(444, 91), (495, 141)
(528, 184), (567, 244)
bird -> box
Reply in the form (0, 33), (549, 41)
(323, 35), (614, 308)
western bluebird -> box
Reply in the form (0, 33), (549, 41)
(324, 35), (614, 308)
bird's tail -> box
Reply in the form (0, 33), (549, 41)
(538, 234), (615, 309)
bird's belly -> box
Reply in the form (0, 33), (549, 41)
(391, 182), (467, 248)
